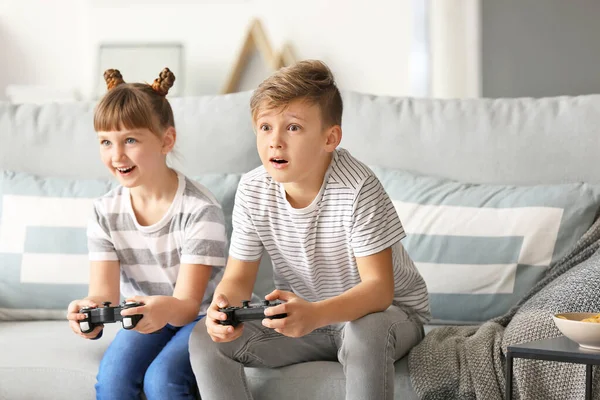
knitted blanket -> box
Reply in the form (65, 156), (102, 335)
(409, 217), (600, 399)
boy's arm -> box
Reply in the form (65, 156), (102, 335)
(205, 256), (261, 343)
(313, 247), (394, 326)
(264, 247), (395, 332)
(313, 174), (399, 324)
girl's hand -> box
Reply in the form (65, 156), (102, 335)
(262, 290), (321, 338)
(66, 299), (104, 339)
(205, 294), (245, 343)
(121, 296), (170, 334)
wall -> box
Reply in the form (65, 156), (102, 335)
(481, 0), (600, 98)
(0, 0), (420, 101)
(430, 0), (480, 98)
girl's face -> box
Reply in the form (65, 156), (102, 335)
(97, 127), (175, 188)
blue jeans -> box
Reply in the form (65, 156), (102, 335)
(96, 317), (202, 400)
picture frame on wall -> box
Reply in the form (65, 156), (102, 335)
(96, 43), (184, 98)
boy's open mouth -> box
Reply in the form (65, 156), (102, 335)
(270, 157), (288, 165)
(115, 166), (136, 175)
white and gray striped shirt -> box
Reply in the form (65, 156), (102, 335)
(87, 171), (227, 314)
(230, 148), (431, 323)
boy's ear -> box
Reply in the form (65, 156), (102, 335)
(324, 125), (342, 151)
(162, 127), (177, 154)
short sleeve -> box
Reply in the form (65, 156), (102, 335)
(228, 181), (264, 261)
(181, 204), (228, 267)
(87, 201), (119, 261)
(351, 175), (406, 258)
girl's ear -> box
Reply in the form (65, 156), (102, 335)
(162, 127), (177, 154)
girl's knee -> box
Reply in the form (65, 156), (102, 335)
(143, 362), (195, 400)
(96, 365), (141, 399)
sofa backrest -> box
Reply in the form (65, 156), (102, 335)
(0, 91), (260, 179)
(340, 92), (600, 185)
(1, 91), (600, 184)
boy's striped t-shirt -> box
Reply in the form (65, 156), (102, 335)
(229, 148), (431, 323)
(87, 171), (227, 314)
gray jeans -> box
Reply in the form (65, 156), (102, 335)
(189, 305), (423, 400)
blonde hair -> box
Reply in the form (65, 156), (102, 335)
(94, 68), (176, 136)
(250, 60), (343, 127)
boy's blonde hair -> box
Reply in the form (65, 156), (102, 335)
(94, 68), (176, 136)
(250, 60), (343, 128)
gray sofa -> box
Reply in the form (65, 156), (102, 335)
(2, 90), (600, 400)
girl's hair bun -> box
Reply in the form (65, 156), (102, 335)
(103, 69), (125, 90)
(151, 68), (176, 96)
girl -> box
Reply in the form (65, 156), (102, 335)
(66, 68), (227, 399)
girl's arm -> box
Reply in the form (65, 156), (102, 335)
(168, 263), (214, 326)
(121, 264), (213, 330)
(67, 260), (120, 338)
(86, 260), (121, 305)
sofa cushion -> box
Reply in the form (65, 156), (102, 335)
(0, 170), (243, 321)
(0, 320), (418, 400)
(371, 166), (600, 324)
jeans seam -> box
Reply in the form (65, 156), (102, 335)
(238, 363), (252, 399)
(384, 318), (412, 400)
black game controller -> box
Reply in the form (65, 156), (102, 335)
(79, 301), (144, 334)
(218, 300), (287, 327)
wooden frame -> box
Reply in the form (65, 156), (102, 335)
(222, 19), (297, 94)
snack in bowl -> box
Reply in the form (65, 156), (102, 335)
(552, 312), (600, 350)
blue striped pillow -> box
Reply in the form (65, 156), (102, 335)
(0, 170), (242, 321)
(0, 170), (117, 320)
(371, 167), (600, 324)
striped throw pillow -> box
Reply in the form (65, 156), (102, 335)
(371, 167), (600, 324)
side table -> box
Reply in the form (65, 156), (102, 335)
(506, 336), (600, 400)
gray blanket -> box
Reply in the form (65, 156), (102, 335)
(409, 217), (600, 399)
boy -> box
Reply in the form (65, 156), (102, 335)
(190, 60), (430, 400)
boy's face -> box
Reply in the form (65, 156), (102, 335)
(97, 127), (174, 188)
(254, 99), (339, 186)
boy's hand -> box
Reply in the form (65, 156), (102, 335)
(121, 296), (169, 334)
(66, 299), (104, 339)
(205, 294), (245, 342)
(262, 290), (320, 337)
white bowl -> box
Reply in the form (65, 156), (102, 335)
(553, 312), (600, 350)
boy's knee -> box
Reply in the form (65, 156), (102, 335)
(344, 308), (412, 346)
